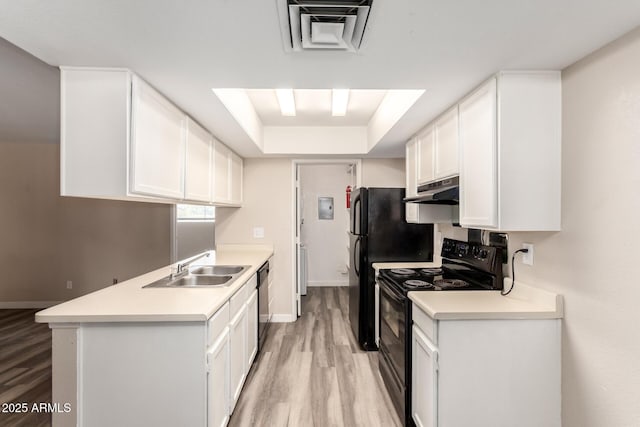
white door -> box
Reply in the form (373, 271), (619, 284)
(405, 138), (419, 223)
(412, 325), (438, 427)
(230, 151), (243, 205)
(295, 167), (302, 317)
(246, 289), (258, 368)
(184, 118), (212, 202)
(228, 305), (247, 412)
(130, 76), (185, 199)
(417, 125), (435, 185)
(459, 77), (498, 228)
(213, 141), (231, 203)
(434, 106), (459, 179)
(207, 329), (229, 427)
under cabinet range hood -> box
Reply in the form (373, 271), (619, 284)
(404, 176), (459, 205)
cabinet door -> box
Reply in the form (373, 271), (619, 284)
(246, 289), (258, 369)
(417, 125), (435, 185)
(213, 141), (231, 203)
(207, 328), (229, 427)
(185, 118), (212, 202)
(459, 78), (498, 228)
(412, 325), (438, 427)
(434, 106), (459, 179)
(229, 305), (247, 412)
(130, 77), (185, 199)
(405, 138), (419, 223)
(230, 152), (243, 205)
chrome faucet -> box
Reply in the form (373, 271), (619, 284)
(171, 252), (211, 279)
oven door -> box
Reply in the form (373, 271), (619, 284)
(379, 279), (407, 387)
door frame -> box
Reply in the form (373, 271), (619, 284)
(290, 159), (362, 318)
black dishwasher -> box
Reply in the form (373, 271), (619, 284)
(257, 260), (270, 351)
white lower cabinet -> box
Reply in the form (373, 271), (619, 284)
(207, 328), (229, 427)
(412, 325), (437, 427)
(411, 304), (561, 427)
(246, 289), (258, 369)
(229, 303), (247, 411)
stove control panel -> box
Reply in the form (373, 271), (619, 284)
(441, 238), (502, 275)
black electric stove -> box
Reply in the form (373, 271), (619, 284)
(377, 238), (503, 426)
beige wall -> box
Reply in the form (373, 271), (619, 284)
(0, 142), (171, 303)
(0, 37), (171, 305)
(216, 157), (407, 320)
(361, 158), (405, 187)
(215, 158), (295, 320)
(440, 27), (640, 427)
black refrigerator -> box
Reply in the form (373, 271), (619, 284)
(349, 187), (433, 350)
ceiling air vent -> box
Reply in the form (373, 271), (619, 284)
(276, 0), (374, 53)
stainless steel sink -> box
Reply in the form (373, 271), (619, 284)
(143, 264), (249, 289)
(143, 274), (233, 288)
(190, 265), (247, 275)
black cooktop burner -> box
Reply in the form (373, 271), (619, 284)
(403, 279), (434, 289)
(420, 268), (443, 275)
(434, 278), (470, 289)
(390, 268), (416, 275)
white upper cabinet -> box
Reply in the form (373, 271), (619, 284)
(230, 151), (243, 205)
(213, 141), (243, 206)
(130, 76), (186, 199)
(459, 71), (561, 231)
(405, 138), (419, 223)
(417, 125), (435, 185)
(433, 105), (459, 180)
(60, 67), (243, 206)
(458, 78), (498, 228)
(184, 118), (213, 203)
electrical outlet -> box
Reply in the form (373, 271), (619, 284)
(522, 243), (534, 265)
(253, 227), (265, 239)
(66, 280), (73, 289)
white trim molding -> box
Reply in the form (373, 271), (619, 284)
(270, 314), (297, 323)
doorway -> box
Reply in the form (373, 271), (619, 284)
(293, 160), (360, 317)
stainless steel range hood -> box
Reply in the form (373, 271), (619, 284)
(404, 176), (459, 205)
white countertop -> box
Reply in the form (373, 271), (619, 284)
(409, 279), (563, 320)
(35, 244), (273, 324)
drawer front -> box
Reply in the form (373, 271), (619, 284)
(412, 304), (437, 345)
(230, 282), (248, 318)
(208, 302), (230, 346)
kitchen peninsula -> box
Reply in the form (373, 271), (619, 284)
(36, 244), (273, 427)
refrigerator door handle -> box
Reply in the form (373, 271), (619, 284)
(353, 237), (361, 277)
(351, 192), (362, 235)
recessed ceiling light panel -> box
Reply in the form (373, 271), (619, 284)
(332, 89), (350, 116)
(275, 89), (297, 116)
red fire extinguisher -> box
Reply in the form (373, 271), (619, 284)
(346, 185), (352, 208)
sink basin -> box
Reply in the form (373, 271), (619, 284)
(190, 265), (247, 275)
(143, 274), (233, 288)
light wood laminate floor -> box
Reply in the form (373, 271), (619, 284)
(0, 309), (52, 427)
(229, 287), (401, 427)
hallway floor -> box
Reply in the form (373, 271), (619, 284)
(229, 287), (401, 427)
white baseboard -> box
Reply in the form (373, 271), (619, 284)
(0, 301), (62, 309)
(270, 314), (297, 323)
(308, 281), (348, 287)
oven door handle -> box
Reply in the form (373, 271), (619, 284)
(379, 279), (404, 304)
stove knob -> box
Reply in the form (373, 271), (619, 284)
(480, 249), (488, 258)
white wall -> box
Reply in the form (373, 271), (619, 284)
(439, 26), (640, 427)
(299, 164), (351, 287)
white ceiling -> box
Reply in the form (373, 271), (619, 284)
(1, 1), (639, 157)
